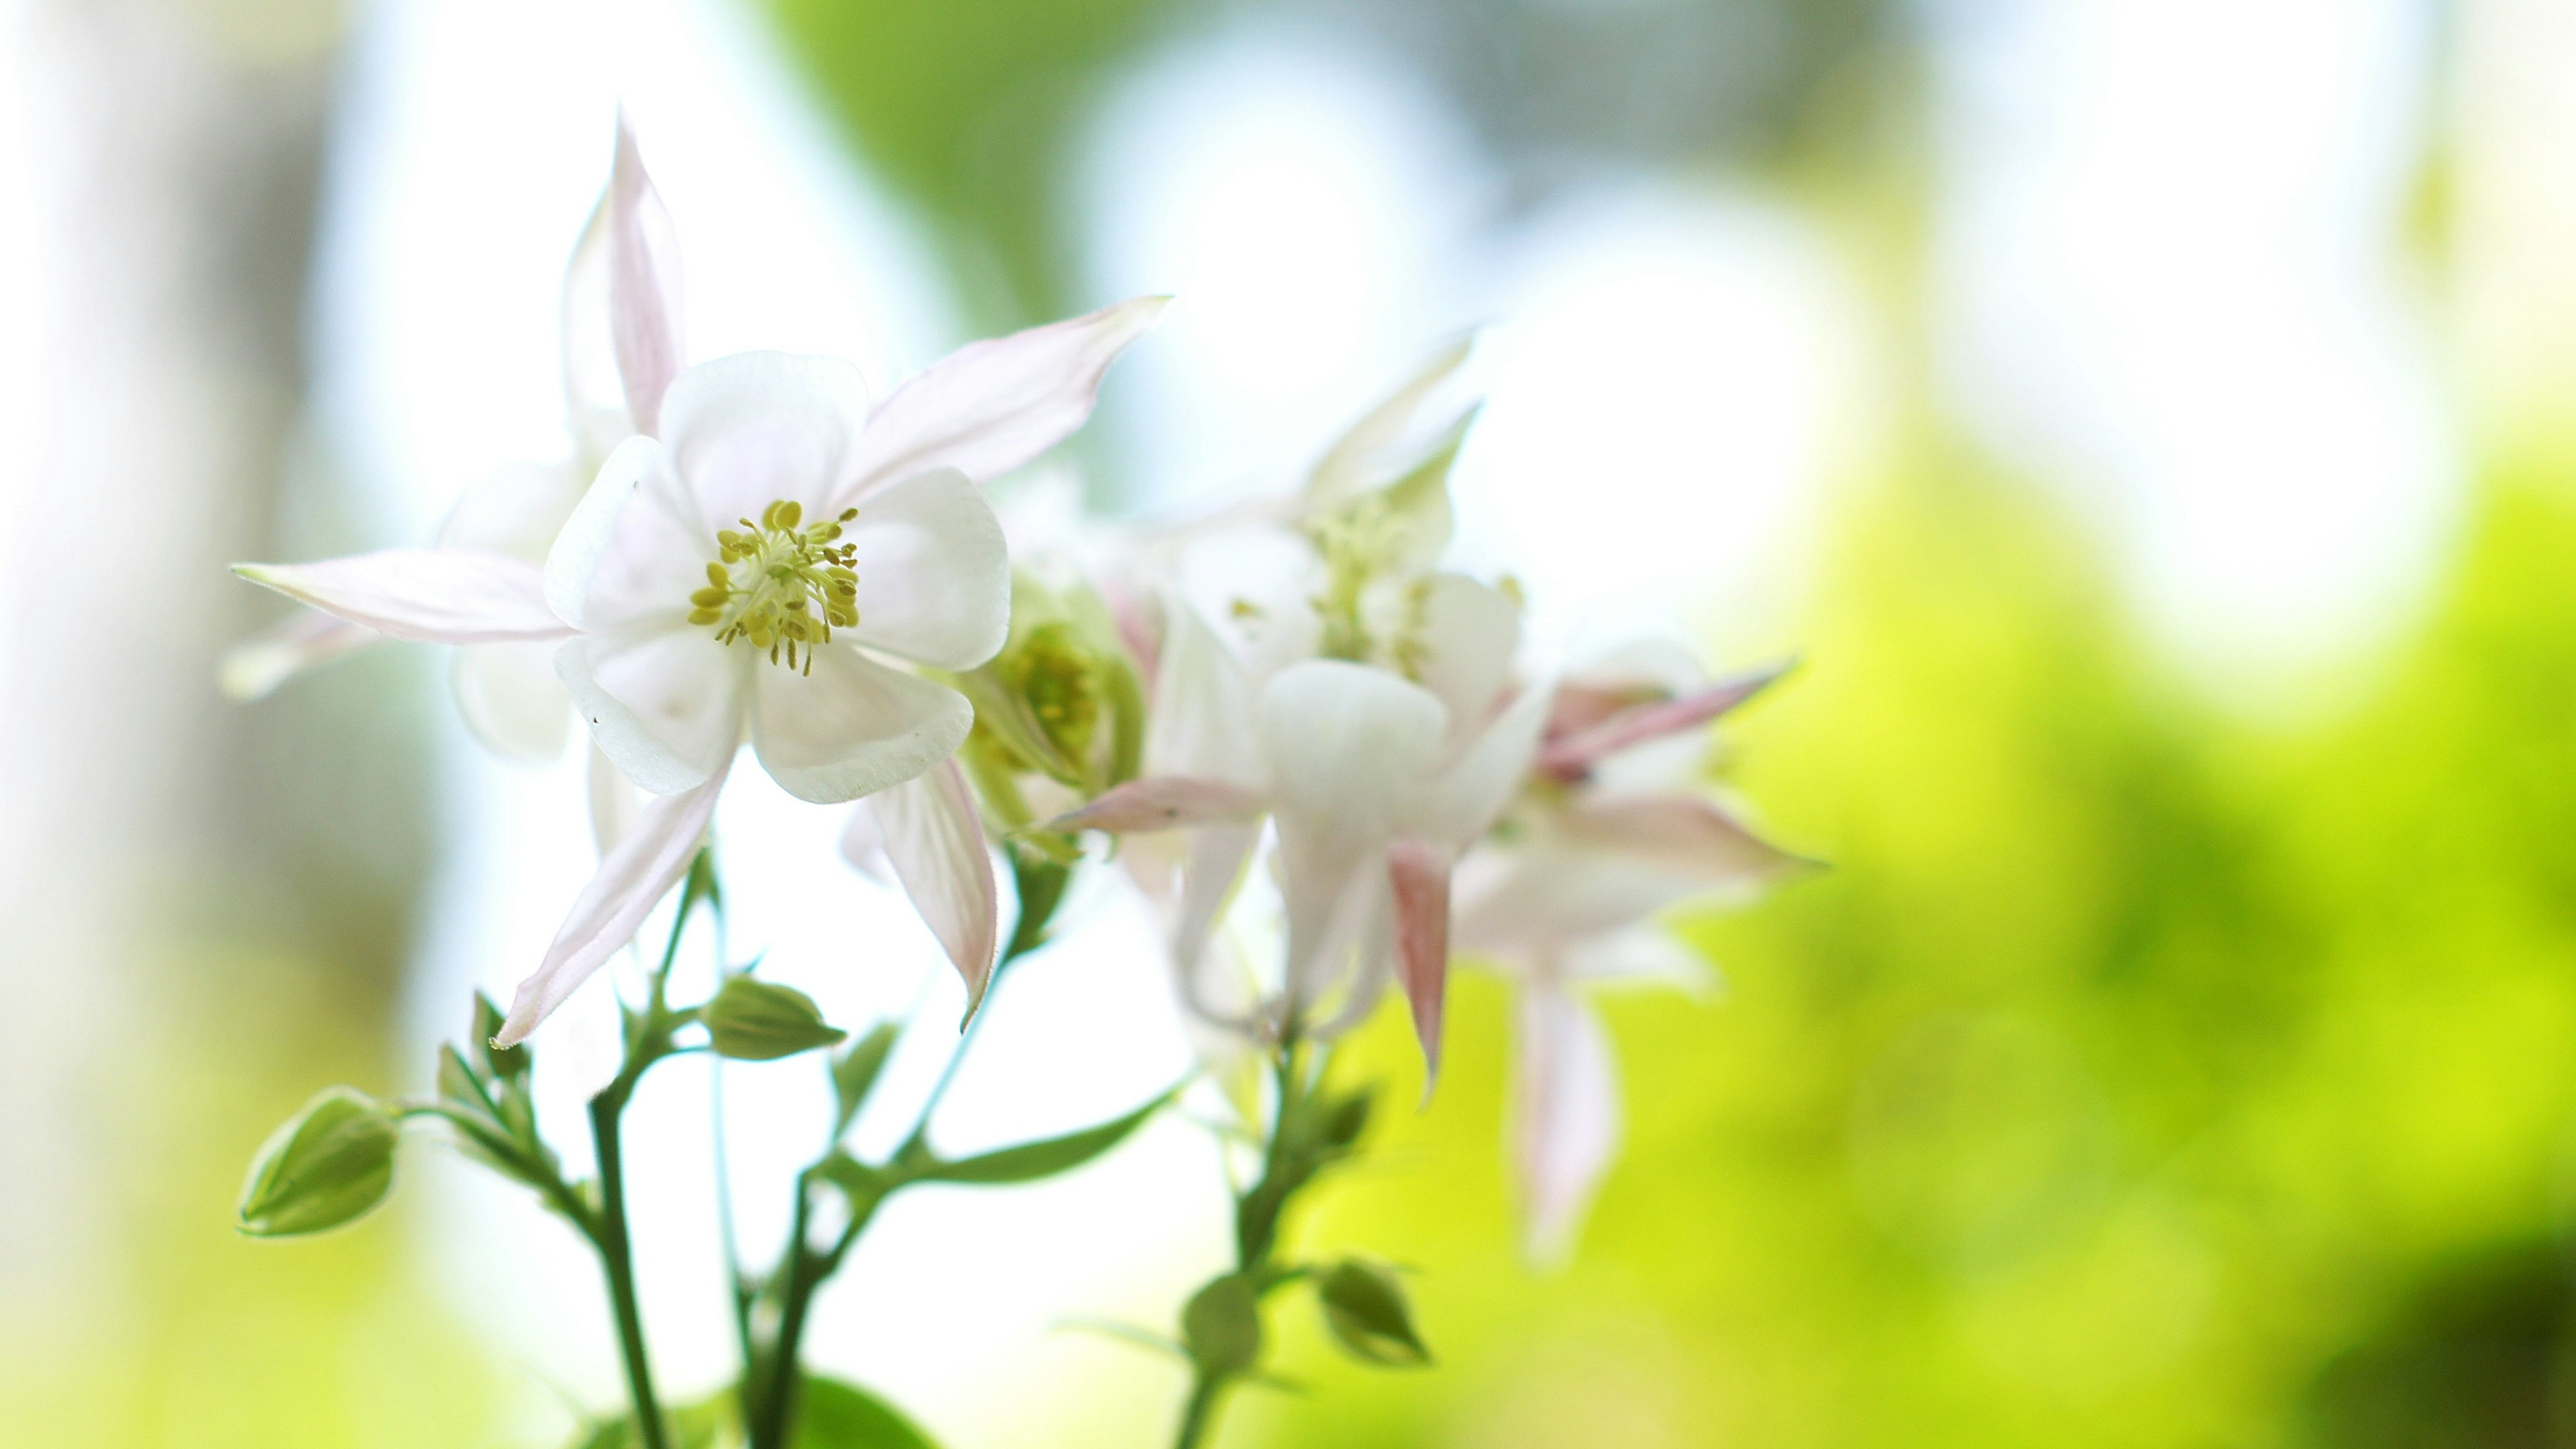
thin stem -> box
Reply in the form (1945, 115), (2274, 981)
(590, 1090), (670, 1449)
(712, 1061), (755, 1375)
(1171, 1372), (1228, 1449)
(747, 1176), (817, 1449)
(1171, 1034), (1318, 1449)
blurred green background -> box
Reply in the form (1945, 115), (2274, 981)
(9, 0), (2576, 1444)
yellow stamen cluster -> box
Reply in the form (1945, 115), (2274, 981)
(687, 499), (860, 674)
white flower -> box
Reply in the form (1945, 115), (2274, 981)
(1055, 584), (1549, 1084)
(1453, 641), (1810, 1262)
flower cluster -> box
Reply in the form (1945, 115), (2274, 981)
(225, 118), (1809, 1449)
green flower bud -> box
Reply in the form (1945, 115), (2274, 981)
(1316, 1258), (1431, 1366)
(701, 976), (846, 1061)
(237, 1087), (400, 1238)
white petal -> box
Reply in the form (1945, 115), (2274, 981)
(840, 800), (893, 883)
(836, 295), (1170, 505)
(219, 609), (382, 701)
(749, 645), (973, 804)
(1559, 795), (1811, 890)
(1453, 843), (1707, 947)
(1415, 673), (1556, 847)
(841, 468), (1009, 670)
(233, 550), (572, 643)
(1146, 592), (1267, 790)
(451, 641), (570, 766)
(1309, 335), (1476, 501)
(1047, 777), (1269, 833)
(545, 435), (711, 633)
(607, 116), (686, 437)
(1172, 822), (1259, 985)
(556, 627), (744, 796)
(1516, 977), (1620, 1266)
(1560, 925), (1717, 994)
(1410, 573), (1522, 740)
(1387, 835), (1454, 1093)
(1257, 661), (1447, 1000)
(660, 352), (871, 531)
(873, 759), (1002, 1012)
(1174, 526), (1324, 689)
(435, 459), (588, 561)
(495, 761), (729, 1046)
(587, 742), (639, 858)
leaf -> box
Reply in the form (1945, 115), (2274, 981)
(472, 991), (531, 1081)
(830, 1022), (902, 1137)
(702, 977), (848, 1061)
(559, 1391), (733, 1449)
(1316, 1260), (1431, 1366)
(1181, 1273), (1264, 1377)
(920, 1087), (1173, 1185)
(813, 1152), (894, 1215)
(792, 1375), (941, 1448)
(237, 1087), (400, 1237)
(1315, 1089), (1373, 1153)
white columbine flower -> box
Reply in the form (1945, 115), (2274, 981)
(1454, 641), (1810, 1261)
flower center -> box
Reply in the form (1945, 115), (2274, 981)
(686, 499), (860, 674)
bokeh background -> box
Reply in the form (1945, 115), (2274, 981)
(7, 0), (2576, 1444)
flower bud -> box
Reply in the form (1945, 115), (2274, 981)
(1316, 1258), (1431, 1366)
(701, 976), (847, 1061)
(236, 1087), (400, 1238)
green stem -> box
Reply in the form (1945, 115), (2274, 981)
(590, 1089), (670, 1449)
(1173, 1036), (1313, 1449)
(1170, 1371), (1229, 1449)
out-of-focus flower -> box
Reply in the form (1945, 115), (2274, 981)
(1455, 641), (1811, 1261)
(502, 297), (1169, 1044)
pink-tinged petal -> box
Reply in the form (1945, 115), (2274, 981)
(1561, 924), (1717, 993)
(1558, 794), (1814, 888)
(1308, 336), (1475, 501)
(587, 742), (639, 858)
(608, 115), (685, 437)
(1416, 673), (1556, 847)
(556, 627), (743, 796)
(839, 800), (892, 883)
(1536, 661), (1792, 783)
(658, 352), (871, 533)
(1453, 846), (1707, 949)
(873, 759), (1002, 1015)
(1146, 592), (1267, 789)
(834, 296), (1169, 506)
(495, 759), (729, 1046)
(1515, 976), (1620, 1266)
(233, 551), (572, 644)
(436, 459), (588, 561)
(842, 468), (1010, 671)
(1258, 662), (1448, 1002)
(1387, 835), (1454, 1095)
(451, 641), (570, 766)
(748, 644), (971, 804)
(1048, 776), (1269, 834)
(219, 609), (382, 701)
(545, 435), (711, 633)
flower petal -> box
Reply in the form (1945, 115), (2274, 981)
(836, 295), (1170, 505)
(435, 459), (588, 561)
(839, 800), (892, 883)
(1047, 776), (1269, 833)
(556, 627), (743, 796)
(1173, 822), (1260, 986)
(1146, 592), (1268, 789)
(546, 435), (711, 633)
(1515, 976), (1620, 1266)
(1561, 924), (1717, 993)
(749, 645), (972, 804)
(1387, 835), (1454, 1095)
(1415, 672), (1556, 847)
(1258, 661), (1448, 1000)
(219, 609), (382, 701)
(872, 759), (1002, 1014)
(1558, 794), (1814, 888)
(842, 468), (1009, 670)
(587, 742), (639, 858)
(659, 351), (872, 532)
(1452, 843), (1711, 946)
(494, 760), (729, 1047)
(233, 550), (572, 643)
(1537, 661), (1791, 783)
(1309, 335), (1476, 501)
(608, 115), (684, 437)
(451, 641), (570, 766)
(1410, 573), (1521, 741)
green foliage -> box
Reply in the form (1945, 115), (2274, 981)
(1314, 1260), (1430, 1368)
(791, 1375), (942, 1448)
(830, 1022), (902, 1137)
(702, 977), (847, 1061)
(236, 1086), (398, 1237)
(919, 1086), (1175, 1185)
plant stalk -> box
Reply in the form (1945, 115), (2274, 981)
(590, 1087), (670, 1449)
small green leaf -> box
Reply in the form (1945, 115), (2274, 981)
(702, 977), (847, 1061)
(472, 991), (530, 1081)
(237, 1087), (400, 1237)
(813, 1152), (894, 1215)
(1181, 1273), (1264, 1377)
(922, 1087), (1172, 1185)
(560, 1391), (731, 1449)
(1316, 1259), (1431, 1366)
(1316, 1089), (1373, 1152)
(830, 1022), (902, 1136)
(792, 1374), (941, 1448)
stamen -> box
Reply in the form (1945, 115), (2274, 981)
(689, 498), (861, 668)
